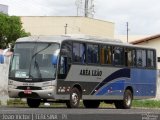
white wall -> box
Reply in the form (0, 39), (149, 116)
(0, 57), (10, 105)
(21, 16), (114, 39)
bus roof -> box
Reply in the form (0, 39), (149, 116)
(16, 35), (155, 50)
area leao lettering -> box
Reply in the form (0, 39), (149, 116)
(80, 69), (102, 76)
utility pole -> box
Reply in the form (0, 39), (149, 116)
(85, 0), (89, 17)
(64, 24), (68, 34)
(126, 22), (129, 43)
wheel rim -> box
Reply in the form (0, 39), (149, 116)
(125, 94), (132, 106)
(72, 93), (79, 105)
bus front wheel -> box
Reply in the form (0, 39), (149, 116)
(27, 98), (41, 108)
(114, 89), (133, 109)
(83, 100), (100, 108)
(66, 87), (81, 108)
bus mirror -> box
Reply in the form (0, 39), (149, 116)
(52, 49), (60, 65)
(51, 55), (58, 65)
(0, 55), (4, 64)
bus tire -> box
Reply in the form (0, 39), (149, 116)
(66, 87), (81, 108)
(27, 98), (41, 108)
(83, 100), (100, 108)
(114, 89), (133, 109)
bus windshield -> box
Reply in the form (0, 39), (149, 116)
(9, 42), (60, 81)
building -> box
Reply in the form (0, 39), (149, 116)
(0, 4), (8, 14)
(130, 34), (160, 68)
(130, 34), (160, 99)
(21, 16), (114, 39)
(115, 35), (149, 43)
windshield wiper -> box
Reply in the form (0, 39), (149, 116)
(28, 43), (52, 79)
(34, 60), (42, 80)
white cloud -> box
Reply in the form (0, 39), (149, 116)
(0, 0), (160, 35)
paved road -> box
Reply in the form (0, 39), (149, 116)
(0, 107), (160, 120)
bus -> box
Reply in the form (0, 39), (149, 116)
(8, 35), (157, 109)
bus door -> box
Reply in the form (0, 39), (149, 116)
(58, 41), (72, 79)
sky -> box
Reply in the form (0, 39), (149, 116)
(0, 0), (160, 35)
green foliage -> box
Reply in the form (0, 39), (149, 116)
(7, 98), (26, 106)
(0, 13), (30, 49)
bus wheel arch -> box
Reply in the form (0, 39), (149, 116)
(125, 86), (134, 98)
(72, 84), (82, 98)
(114, 87), (133, 109)
(66, 84), (82, 108)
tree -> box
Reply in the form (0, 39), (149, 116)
(0, 13), (30, 49)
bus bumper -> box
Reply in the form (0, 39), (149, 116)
(8, 86), (56, 99)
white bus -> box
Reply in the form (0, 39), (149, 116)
(8, 35), (157, 109)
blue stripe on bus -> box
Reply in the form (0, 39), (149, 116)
(91, 68), (130, 95)
(92, 68), (157, 97)
(96, 80), (126, 96)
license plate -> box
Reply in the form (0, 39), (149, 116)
(24, 90), (32, 94)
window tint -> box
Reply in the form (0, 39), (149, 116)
(113, 47), (124, 66)
(87, 44), (99, 64)
(136, 49), (146, 67)
(73, 42), (86, 63)
(142, 50), (146, 67)
(136, 50), (142, 67)
(147, 50), (154, 68)
(100, 45), (112, 64)
(125, 48), (136, 67)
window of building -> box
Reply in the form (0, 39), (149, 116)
(87, 44), (99, 64)
(113, 47), (124, 66)
(73, 42), (86, 63)
(100, 45), (112, 64)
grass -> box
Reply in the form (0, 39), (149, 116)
(5, 99), (160, 108)
(7, 98), (27, 106)
(132, 100), (160, 108)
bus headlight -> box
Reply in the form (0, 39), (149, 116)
(42, 86), (54, 90)
(8, 85), (17, 89)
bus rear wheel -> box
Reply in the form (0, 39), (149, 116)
(114, 89), (133, 109)
(27, 98), (41, 108)
(66, 87), (81, 108)
(83, 100), (100, 108)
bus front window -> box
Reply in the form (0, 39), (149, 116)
(9, 42), (60, 81)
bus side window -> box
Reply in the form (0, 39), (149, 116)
(136, 50), (142, 67)
(73, 42), (86, 64)
(125, 48), (135, 67)
(100, 45), (112, 65)
(147, 50), (154, 68)
(113, 46), (124, 66)
(136, 49), (146, 67)
(107, 46), (112, 64)
(80, 43), (86, 64)
(87, 44), (99, 64)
